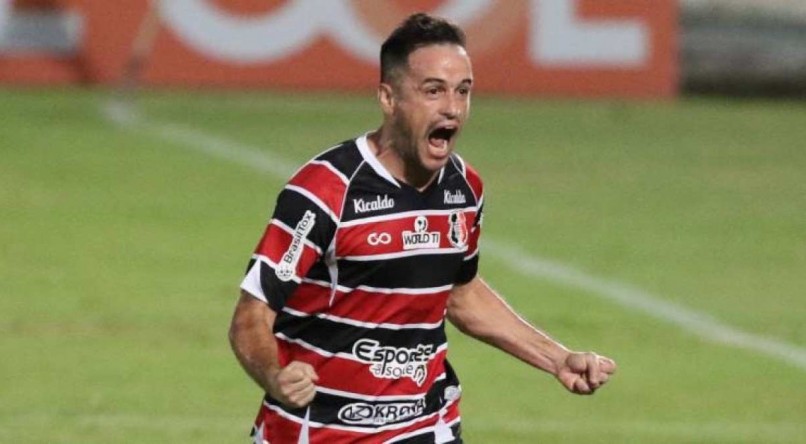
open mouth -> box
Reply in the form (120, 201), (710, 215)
(428, 126), (458, 150)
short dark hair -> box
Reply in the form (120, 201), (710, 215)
(380, 13), (467, 83)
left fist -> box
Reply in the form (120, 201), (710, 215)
(556, 352), (616, 395)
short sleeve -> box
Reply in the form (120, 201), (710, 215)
(454, 196), (483, 284)
(454, 160), (484, 285)
(240, 187), (338, 312)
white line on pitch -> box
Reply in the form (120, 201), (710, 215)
(106, 107), (806, 372)
(483, 241), (806, 371)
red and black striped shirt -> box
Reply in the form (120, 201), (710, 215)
(241, 134), (484, 443)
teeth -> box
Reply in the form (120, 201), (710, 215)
(428, 125), (457, 152)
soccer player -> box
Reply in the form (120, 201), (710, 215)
(229, 13), (616, 444)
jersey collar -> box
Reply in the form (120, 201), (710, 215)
(356, 132), (447, 188)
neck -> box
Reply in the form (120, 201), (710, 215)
(368, 128), (439, 191)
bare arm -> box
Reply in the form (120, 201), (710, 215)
(228, 290), (318, 407)
(447, 276), (616, 394)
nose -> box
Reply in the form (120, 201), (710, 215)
(441, 94), (462, 120)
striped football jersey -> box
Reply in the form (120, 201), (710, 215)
(241, 133), (483, 443)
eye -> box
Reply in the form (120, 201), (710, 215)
(425, 86), (443, 97)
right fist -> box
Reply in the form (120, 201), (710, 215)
(268, 361), (319, 408)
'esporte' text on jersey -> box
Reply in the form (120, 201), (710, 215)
(241, 134), (484, 443)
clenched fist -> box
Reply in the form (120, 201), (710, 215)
(267, 361), (319, 408)
(556, 352), (616, 395)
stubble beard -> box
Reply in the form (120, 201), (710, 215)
(391, 115), (438, 187)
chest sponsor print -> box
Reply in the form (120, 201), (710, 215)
(366, 232), (392, 246)
(353, 194), (395, 214)
(337, 398), (426, 426)
(444, 189), (467, 205)
(352, 338), (433, 386)
(402, 216), (441, 250)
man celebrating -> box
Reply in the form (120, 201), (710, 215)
(230, 13), (615, 444)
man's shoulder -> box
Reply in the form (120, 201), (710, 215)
(288, 138), (363, 188)
(308, 138), (365, 181)
(449, 153), (483, 198)
(280, 138), (365, 220)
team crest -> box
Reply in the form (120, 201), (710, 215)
(448, 210), (468, 249)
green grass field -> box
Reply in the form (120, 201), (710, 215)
(1, 88), (805, 443)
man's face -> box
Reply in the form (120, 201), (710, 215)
(385, 44), (473, 174)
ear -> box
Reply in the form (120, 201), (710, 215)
(377, 83), (395, 116)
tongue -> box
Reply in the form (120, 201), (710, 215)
(429, 136), (448, 150)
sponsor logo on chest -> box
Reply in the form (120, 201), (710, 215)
(353, 338), (433, 386)
(337, 399), (426, 426)
(353, 194), (394, 214)
(444, 189), (466, 205)
(402, 216), (441, 250)
(366, 232), (392, 246)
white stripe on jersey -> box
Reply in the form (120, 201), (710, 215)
(309, 159), (350, 186)
(270, 219), (324, 256)
(464, 246), (480, 261)
(314, 381), (445, 402)
(281, 307), (444, 330)
(339, 247), (467, 262)
(301, 279), (454, 297)
(301, 277), (352, 293)
(286, 142), (343, 183)
(285, 184), (339, 223)
(355, 284), (454, 295)
(384, 416), (462, 443)
(326, 246), (340, 308)
(275, 332), (348, 359)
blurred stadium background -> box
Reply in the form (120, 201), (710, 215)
(1, 1), (805, 443)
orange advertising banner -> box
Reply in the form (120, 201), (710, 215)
(0, 0), (678, 97)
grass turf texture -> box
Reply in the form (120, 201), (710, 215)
(1, 88), (804, 443)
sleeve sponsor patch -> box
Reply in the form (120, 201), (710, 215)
(275, 210), (317, 282)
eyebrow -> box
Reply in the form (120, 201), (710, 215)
(421, 78), (474, 86)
